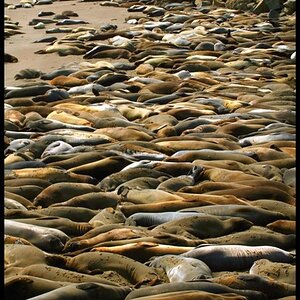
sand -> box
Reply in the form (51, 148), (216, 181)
(5, 0), (138, 86)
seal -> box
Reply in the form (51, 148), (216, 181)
(5, 178), (51, 189)
(4, 198), (30, 211)
(67, 156), (134, 181)
(64, 251), (160, 287)
(5, 244), (54, 268)
(5, 85), (54, 99)
(124, 281), (266, 300)
(5, 191), (34, 208)
(211, 273), (295, 299)
(5, 234), (34, 246)
(250, 200), (296, 220)
(5, 167), (97, 184)
(33, 182), (101, 207)
(22, 282), (132, 300)
(46, 110), (94, 127)
(205, 225), (295, 250)
(151, 216), (253, 239)
(181, 244), (295, 271)
(4, 275), (71, 300)
(44, 151), (105, 169)
(5, 219), (70, 252)
(50, 191), (119, 210)
(35, 206), (97, 222)
(180, 204), (289, 225)
(8, 216), (93, 237)
(249, 259), (296, 285)
(8, 263), (119, 286)
(63, 227), (149, 252)
(5, 185), (44, 201)
(147, 254), (212, 282)
(121, 290), (248, 300)
(91, 242), (195, 262)
(97, 167), (171, 192)
(125, 212), (206, 227)
(88, 207), (126, 226)
(266, 220), (296, 234)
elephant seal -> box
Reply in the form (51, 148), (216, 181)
(33, 182), (101, 207)
(46, 110), (94, 127)
(250, 200), (296, 220)
(181, 244), (295, 271)
(205, 225), (296, 250)
(25, 282), (132, 300)
(5, 178), (51, 188)
(4, 234), (34, 246)
(4, 209), (45, 219)
(64, 251), (160, 287)
(88, 207), (126, 226)
(91, 242), (195, 262)
(266, 220), (296, 234)
(5, 191), (35, 208)
(122, 290), (248, 300)
(211, 273), (296, 299)
(8, 216), (93, 237)
(249, 259), (296, 285)
(125, 212), (207, 227)
(5, 85), (54, 99)
(124, 281), (266, 300)
(4, 275), (71, 300)
(44, 151), (105, 169)
(5, 185), (44, 201)
(97, 167), (171, 192)
(63, 227), (148, 252)
(5, 220), (70, 252)
(151, 216), (253, 239)
(35, 206), (97, 222)
(67, 156), (134, 181)
(180, 204), (289, 226)
(119, 187), (185, 205)
(5, 167), (97, 184)
(7, 263), (119, 286)
(5, 244), (55, 268)
(147, 254), (212, 282)
(4, 198), (28, 211)
(50, 191), (119, 210)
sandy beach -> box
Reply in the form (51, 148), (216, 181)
(5, 0), (137, 86)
